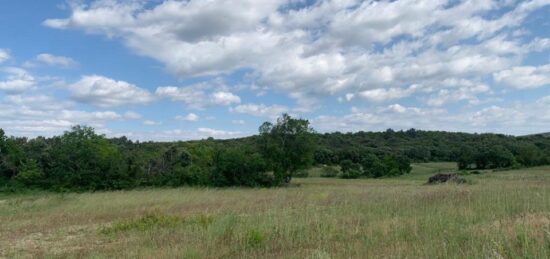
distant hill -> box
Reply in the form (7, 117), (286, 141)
(208, 128), (550, 163)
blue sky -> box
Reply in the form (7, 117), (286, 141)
(0, 0), (549, 140)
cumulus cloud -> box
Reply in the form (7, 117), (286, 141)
(176, 113), (199, 121)
(1, 0), (540, 139)
(355, 85), (420, 102)
(0, 94), (125, 137)
(230, 103), (288, 119)
(30, 53), (78, 68)
(132, 127), (246, 141)
(425, 79), (491, 106)
(0, 67), (35, 94)
(42, 0), (550, 108)
(313, 94), (550, 135)
(143, 120), (161, 126)
(494, 65), (550, 89)
(156, 81), (240, 108)
(197, 127), (243, 138)
(313, 104), (447, 133)
(155, 85), (206, 108)
(69, 75), (154, 107)
(211, 91), (241, 105)
(0, 49), (9, 63)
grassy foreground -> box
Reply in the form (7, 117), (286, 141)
(1, 163), (549, 258)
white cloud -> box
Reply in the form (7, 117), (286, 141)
(494, 65), (550, 89)
(211, 91), (241, 105)
(355, 85), (420, 102)
(69, 75), (154, 107)
(32, 53), (78, 68)
(197, 127), (243, 138)
(176, 113), (199, 121)
(313, 94), (550, 135)
(143, 120), (161, 126)
(232, 119), (245, 125)
(230, 103), (288, 119)
(156, 80), (240, 109)
(42, 0), (549, 108)
(0, 49), (9, 63)
(4, 0), (543, 138)
(425, 79), (490, 106)
(0, 94), (125, 137)
(313, 104), (446, 133)
(0, 67), (35, 94)
(155, 85), (206, 109)
(526, 37), (550, 52)
(135, 127), (246, 141)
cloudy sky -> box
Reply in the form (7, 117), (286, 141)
(0, 0), (549, 140)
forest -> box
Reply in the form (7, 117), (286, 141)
(1, 114), (549, 192)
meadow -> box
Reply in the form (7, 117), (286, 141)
(1, 163), (549, 258)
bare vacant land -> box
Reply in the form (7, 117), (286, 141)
(1, 163), (549, 258)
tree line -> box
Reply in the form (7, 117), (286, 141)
(1, 114), (549, 192)
(0, 114), (318, 191)
(311, 129), (550, 170)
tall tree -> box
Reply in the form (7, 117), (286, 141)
(258, 114), (316, 184)
(47, 126), (127, 190)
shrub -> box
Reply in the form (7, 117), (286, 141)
(361, 154), (387, 178)
(320, 166), (339, 177)
(339, 160), (362, 179)
(211, 148), (270, 187)
(246, 229), (265, 248)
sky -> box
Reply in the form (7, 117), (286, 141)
(0, 0), (549, 141)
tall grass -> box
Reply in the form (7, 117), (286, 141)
(1, 164), (549, 258)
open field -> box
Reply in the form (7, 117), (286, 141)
(1, 163), (550, 258)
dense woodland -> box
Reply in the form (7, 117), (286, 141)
(1, 114), (549, 192)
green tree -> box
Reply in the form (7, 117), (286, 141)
(339, 159), (362, 179)
(457, 146), (475, 170)
(47, 126), (127, 191)
(360, 153), (380, 177)
(314, 148), (337, 165)
(395, 155), (412, 174)
(382, 156), (401, 176)
(211, 147), (269, 187)
(0, 131), (25, 182)
(15, 159), (44, 188)
(258, 114), (315, 184)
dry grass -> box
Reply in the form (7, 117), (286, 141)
(1, 164), (549, 258)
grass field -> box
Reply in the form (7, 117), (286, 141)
(1, 163), (550, 258)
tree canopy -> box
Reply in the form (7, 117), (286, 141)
(1, 115), (549, 192)
(258, 114), (316, 184)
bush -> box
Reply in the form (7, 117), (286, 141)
(320, 166), (339, 177)
(211, 148), (271, 187)
(246, 229), (265, 248)
(339, 160), (362, 179)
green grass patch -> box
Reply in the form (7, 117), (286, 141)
(100, 212), (185, 234)
(245, 229), (265, 248)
